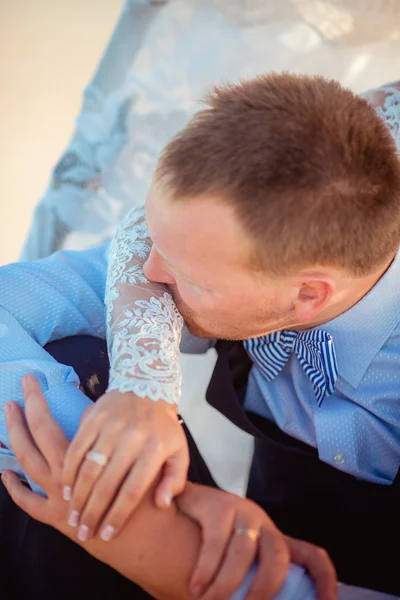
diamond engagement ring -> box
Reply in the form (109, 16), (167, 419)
(235, 528), (259, 542)
(85, 450), (109, 467)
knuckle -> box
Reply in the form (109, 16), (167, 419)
(17, 450), (33, 472)
(264, 531), (290, 569)
(314, 546), (330, 562)
(53, 476), (64, 495)
(275, 547), (290, 575)
(13, 494), (27, 512)
(107, 418), (126, 436)
(81, 461), (100, 482)
(253, 506), (268, 522)
(150, 437), (164, 455)
(81, 510), (98, 528)
(244, 496), (263, 512)
(124, 485), (143, 505)
(303, 542), (331, 566)
(65, 446), (83, 466)
(94, 409), (111, 425)
(96, 480), (116, 500)
(213, 496), (232, 515)
(276, 538), (290, 567)
(128, 428), (146, 448)
(53, 454), (65, 474)
(210, 507), (232, 529)
(28, 414), (47, 438)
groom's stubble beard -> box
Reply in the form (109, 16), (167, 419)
(167, 283), (216, 339)
(166, 283), (288, 341)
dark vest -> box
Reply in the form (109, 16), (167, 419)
(206, 340), (400, 596)
(45, 335), (399, 596)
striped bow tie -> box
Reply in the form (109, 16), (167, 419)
(244, 329), (338, 405)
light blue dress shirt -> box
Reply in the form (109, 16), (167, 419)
(0, 245), (109, 483)
(0, 243), (315, 600)
(245, 250), (400, 485)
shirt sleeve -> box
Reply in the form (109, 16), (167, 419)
(105, 203), (216, 405)
(105, 203), (185, 404)
(231, 563), (317, 600)
(0, 243), (109, 492)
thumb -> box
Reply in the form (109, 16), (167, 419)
(154, 452), (189, 509)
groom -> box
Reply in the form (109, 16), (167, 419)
(0, 74), (399, 598)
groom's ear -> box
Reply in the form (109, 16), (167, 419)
(293, 275), (334, 324)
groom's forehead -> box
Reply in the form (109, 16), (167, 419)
(147, 192), (254, 275)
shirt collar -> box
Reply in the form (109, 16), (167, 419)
(320, 249), (400, 388)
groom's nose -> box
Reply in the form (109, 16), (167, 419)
(143, 245), (176, 285)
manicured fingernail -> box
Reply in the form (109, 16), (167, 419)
(1, 472), (8, 486)
(63, 486), (72, 501)
(100, 525), (115, 542)
(67, 510), (80, 527)
(164, 494), (172, 507)
(77, 524), (89, 542)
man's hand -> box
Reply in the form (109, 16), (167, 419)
(61, 389), (189, 542)
(2, 376), (75, 537)
(2, 376), (337, 600)
(177, 483), (337, 600)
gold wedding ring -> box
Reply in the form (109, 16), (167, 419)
(235, 528), (259, 542)
(86, 450), (109, 467)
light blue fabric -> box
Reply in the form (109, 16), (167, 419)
(245, 249), (400, 485)
(0, 242), (315, 599)
(0, 244), (109, 491)
(232, 563), (317, 600)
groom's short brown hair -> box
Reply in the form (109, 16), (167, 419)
(156, 73), (400, 276)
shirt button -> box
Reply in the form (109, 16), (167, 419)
(333, 452), (345, 465)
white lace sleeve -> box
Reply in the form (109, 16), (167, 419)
(105, 203), (184, 404)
